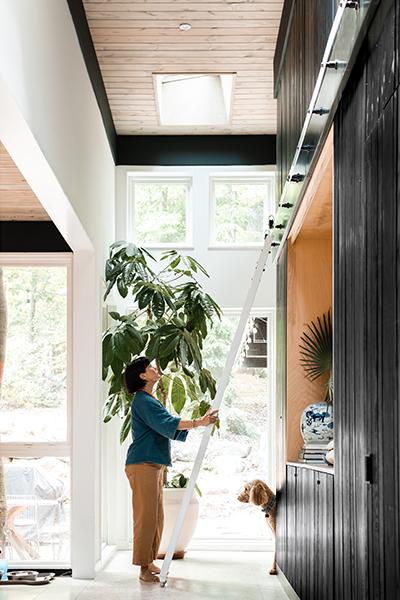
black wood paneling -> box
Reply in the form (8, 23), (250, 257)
(279, 465), (334, 598)
(334, 0), (400, 597)
(274, 0), (337, 200)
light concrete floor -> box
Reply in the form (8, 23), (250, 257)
(0, 551), (291, 600)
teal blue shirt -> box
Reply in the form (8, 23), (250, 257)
(125, 390), (188, 467)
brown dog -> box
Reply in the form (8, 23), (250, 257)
(237, 479), (277, 575)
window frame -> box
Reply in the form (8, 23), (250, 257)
(208, 173), (275, 249)
(127, 172), (194, 249)
(0, 253), (72, 457)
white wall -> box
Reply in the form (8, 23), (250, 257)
(0, 1), (115, 578)
(116, 165), (276, 310)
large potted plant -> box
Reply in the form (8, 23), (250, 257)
(298, 309), (333, 460)
(102, 242), (221, 555)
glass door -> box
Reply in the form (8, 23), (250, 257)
(171, 311), (275, 547)
(0, 256), (71, 566)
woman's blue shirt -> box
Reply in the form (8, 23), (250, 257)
(125, 390), (188, 467)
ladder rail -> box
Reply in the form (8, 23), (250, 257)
(160, 231), (273, 587)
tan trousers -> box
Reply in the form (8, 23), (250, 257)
(125, 462), (164, 566)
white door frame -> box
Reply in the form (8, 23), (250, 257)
(0, 77), (101, 578)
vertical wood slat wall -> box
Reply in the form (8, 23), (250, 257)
(274, 0), (337, 201)
(334, 0), (400, 597)
(278, 465), (334, 599)
(275, 0), (400, 597)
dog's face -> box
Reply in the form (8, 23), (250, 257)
(237, 479), (274, 507)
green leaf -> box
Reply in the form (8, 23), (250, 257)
(186, 256), (209, 277)
(123, 261), (137, 285)
(110, 240), (127, 251)
(169, 256), (181, 269)
(152, 292), (166, 319)
(126, 243), (138, 257)
(137, 288), (154, 309)
(125, 326), (145, 353)
(113, 330), (131, 363)
(183, 330), (202, 371)
(117, 277), (128, 298)
(103, 279), (114, 301)
(109, 311), (121, 321)
(159, 333), (180, 358)
(110, 356), (123, 376)
(199, 370), (207, 393)
(171, 376), (186, 414)
(199, 400), (210, 417)
(146, 334), (160, 360)
(102, 333), (113, 369)
(120, 412), (131, 444)
(182, 374), (198, 403)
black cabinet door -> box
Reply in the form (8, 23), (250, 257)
(285, 465), (298, 591)
(279, 466), (334, 598)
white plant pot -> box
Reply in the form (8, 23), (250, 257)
(157, 487), (199, 559)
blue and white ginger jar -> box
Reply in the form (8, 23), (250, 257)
(300, 401), (334, 444)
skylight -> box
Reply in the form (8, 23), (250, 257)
(154, 74), (235, 127)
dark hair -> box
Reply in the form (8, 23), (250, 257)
(124, 357), (150, 393)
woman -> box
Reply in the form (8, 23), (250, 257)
(124, 356), (219, 583)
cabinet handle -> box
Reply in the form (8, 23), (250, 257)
(365, 454), (373, 484)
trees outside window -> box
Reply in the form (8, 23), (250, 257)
(129, 177), (192, 247)
(210, 176), (275, 246)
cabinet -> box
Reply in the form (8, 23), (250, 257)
(276, 463), (334, 600)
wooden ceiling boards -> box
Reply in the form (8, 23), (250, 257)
(0, 142), (50, 221)
(82, 0), (284, 135)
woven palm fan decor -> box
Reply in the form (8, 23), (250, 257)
(299, 309), (333, 403)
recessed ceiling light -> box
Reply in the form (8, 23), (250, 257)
(179, 23), (192, 31)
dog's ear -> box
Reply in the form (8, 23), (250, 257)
(249, 481), (269, 506)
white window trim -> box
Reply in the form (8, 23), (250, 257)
(209, 173), (275, 249)
(0, 253), (72, 566)
(0, 253), (72, 455)
(127, 172), (194, 249)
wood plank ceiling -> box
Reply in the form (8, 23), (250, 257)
(0, 142), (50, 221)
(82, 0), (283, 135)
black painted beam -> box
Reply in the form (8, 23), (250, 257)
(117, 135), (276, 166)
(67, 0), (117, 161)
(0, 222), (71, 252)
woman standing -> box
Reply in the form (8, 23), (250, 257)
(124, 357), (219, 583)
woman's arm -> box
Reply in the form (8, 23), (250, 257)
(176, 409), (219, 430)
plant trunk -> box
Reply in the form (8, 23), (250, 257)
(0, 267), (8, 551)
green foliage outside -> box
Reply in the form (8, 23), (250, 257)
(2, 267), (67, 409)
(134, 181), (188, 244)
(214, 182), (268, 244)
(200, 316), (266, 439)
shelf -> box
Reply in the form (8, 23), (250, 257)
(287, 461), (334, 475)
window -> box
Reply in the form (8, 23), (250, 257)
(0, 257), (71, 565)
(154, 74), (235, 127)
(128, 175), (192, 247)
(210, 175), (275, 246)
